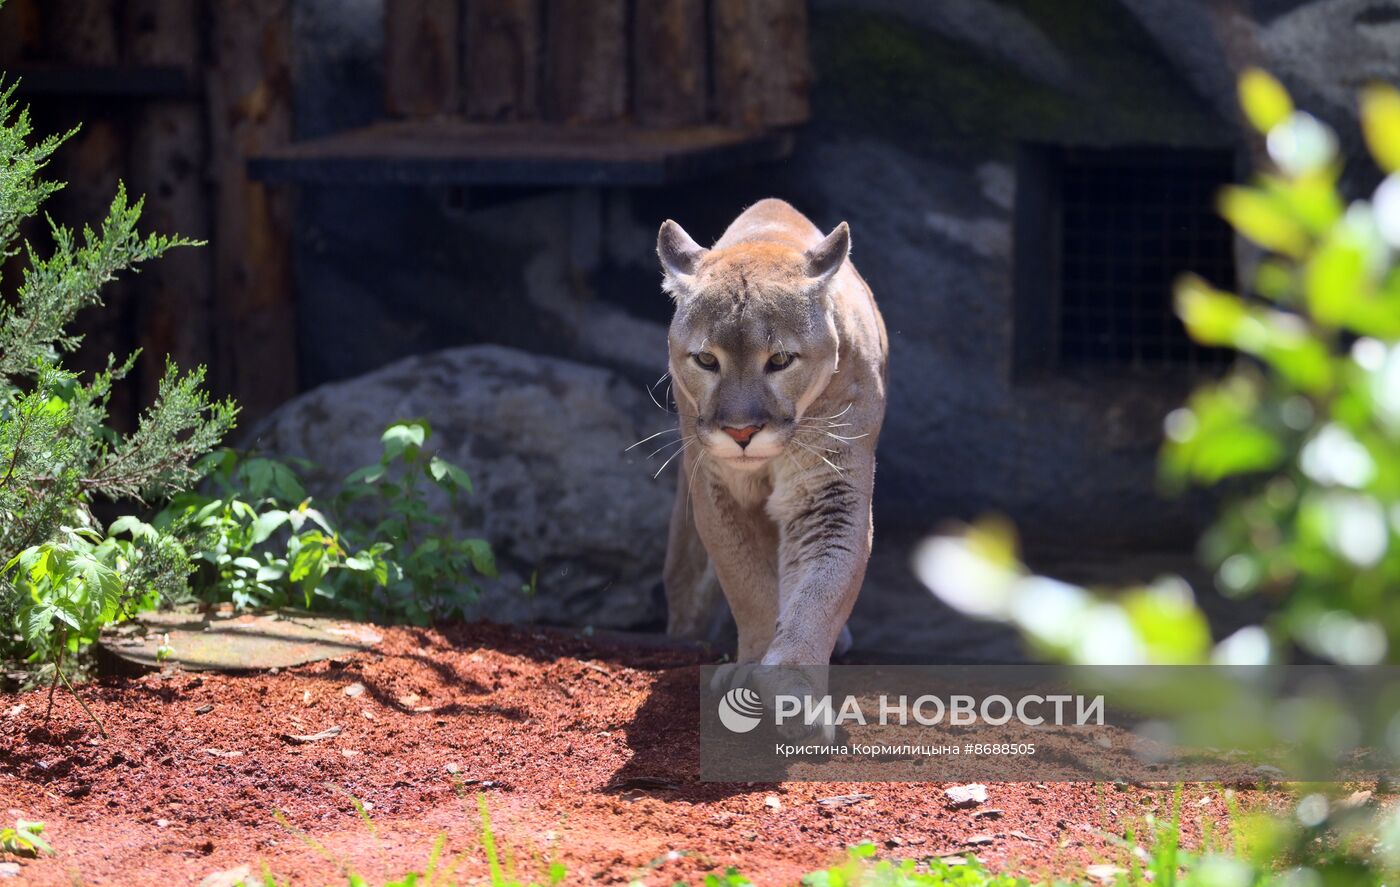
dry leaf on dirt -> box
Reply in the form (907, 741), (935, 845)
(817, 793), (872, 807)
(282, 725), (343, 744)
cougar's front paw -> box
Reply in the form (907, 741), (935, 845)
(754, 665), (834, 742)
(709, 662), (758, 693)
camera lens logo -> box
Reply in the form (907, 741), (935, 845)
(718, 687), (764, 733)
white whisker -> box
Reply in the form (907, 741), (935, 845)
(647, 435), (693, 459)
(794, 439), (844, 475)
(646, 375), (674, 414)
(625, 426), (680, 452)
(687, 449), (708, 500)
(653, 439), (694, 478)
(791, 429), (843, 453)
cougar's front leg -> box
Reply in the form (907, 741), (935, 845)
(690, 478), (780, 664)
(664, 463), (726, 639)
(766, 472), (873, 667)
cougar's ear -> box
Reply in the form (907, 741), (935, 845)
(805, 221), (850, 287)
(657, 220), (707, 291)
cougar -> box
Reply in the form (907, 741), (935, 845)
(656, 198), (888, 691)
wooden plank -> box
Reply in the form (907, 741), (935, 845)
(544, 0), (626, 123)
(384, 0), (459, 118)
(0, 0), (42, 65)
(2, 65), (195, 98)
(43, 0), (121, 64)
(206, 0), (299, 420)
(712, 0), (811, 128)
(41, 1), (135, 427)
(461, 0), (540, 121)
(126, 0), (212, 405)
(633, 0), (707, 126)
(247, 120), (795, 186)
(124, 0), (199, 67)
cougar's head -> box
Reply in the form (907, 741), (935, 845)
(657, 217), (850, 469)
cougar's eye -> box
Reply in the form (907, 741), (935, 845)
(693, 351), (719, 371)
(766, 352), (797, 372)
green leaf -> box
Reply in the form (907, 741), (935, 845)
(107, 514), (158, 542)
(250, 510), (289, 544)
(1, 820), (52, 857)
(241, 458), (275, 498)
(1176, 275), (1250, 346)
(428, 456), (473, 495)
(298, 506), (334, 534)
(289, 536), (324, 583)
(1362, 81), (1400, 173)
(240, 458), (306, 504)
(267, 460), (307, 503)
(22, 604), (57, 642)
(345, 463), (387, 485)
(1218, 186), (1310, 257)
(381, 421), (429, 462)
(1161, 380), (1285, 485)
(343, 553), (375, 571)
(461, 538), (497, 577)
(1304, 233), (1367, 326)
(1122, 582), (1212, 664)
(1238, 68), (1292, 134)
(256, 562), (287, 582)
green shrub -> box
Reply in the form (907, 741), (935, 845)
(0, 78), (233, 669)
(161, 419), (497, 624)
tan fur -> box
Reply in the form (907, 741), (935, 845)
(657, 199), (888, 684)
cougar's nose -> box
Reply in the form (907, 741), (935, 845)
(721, 425), (763, 448)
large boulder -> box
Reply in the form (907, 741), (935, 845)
(247, 345), (674, 629)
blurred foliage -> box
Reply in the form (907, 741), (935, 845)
(917, 71), (1400, 883)
(160, 420), (497, 625)
(0, 819), (50, 858)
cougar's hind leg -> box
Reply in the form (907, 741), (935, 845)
(664, 463), (727, 639)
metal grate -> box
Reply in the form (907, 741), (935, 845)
(1055, 147), (1236, 371)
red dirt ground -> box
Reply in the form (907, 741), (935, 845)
(1, 623), (1262, 886)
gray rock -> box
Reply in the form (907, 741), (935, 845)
(246, 345), (674, 630)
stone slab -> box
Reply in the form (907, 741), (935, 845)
(98, 610), (382, 673)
